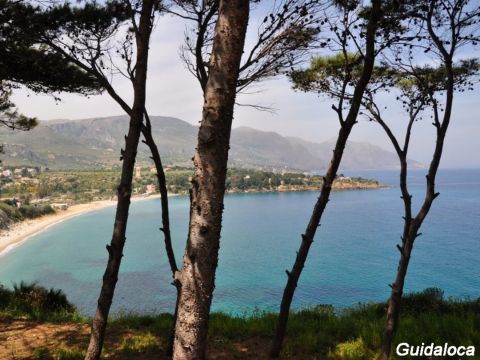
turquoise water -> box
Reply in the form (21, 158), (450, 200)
(0, 169), (478, 315)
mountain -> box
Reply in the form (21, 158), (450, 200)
(0, 115), (423, 171)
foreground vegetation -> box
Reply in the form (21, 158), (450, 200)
(0, 284), (478, 359)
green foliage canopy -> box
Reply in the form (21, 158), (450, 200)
(0, 0), (115, 130)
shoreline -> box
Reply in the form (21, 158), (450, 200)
(226, 184), (385, 195)
(0, 183), (384, 257)
(0, 195), (161, 257)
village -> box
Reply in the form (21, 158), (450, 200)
(0, 164), (382, 230)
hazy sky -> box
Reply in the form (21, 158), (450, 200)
(10, 6), (480, 169)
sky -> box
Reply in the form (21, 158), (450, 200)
(10, 4), (480, 169)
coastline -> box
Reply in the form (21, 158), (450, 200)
(0, 182), (384, 257)
(0, 194), (161, 257)
(226, 183), (385, 194)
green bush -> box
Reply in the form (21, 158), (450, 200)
(18, 204), (55, 219)
(0, 201), (22, 220)
(0, 284), (12, 305)
(119, 332), (161, 354)
(0, 281), (76, 320)
(0, 201), (55, 222)
(401, 287), (444, 314)
(329, 338), (373, 360)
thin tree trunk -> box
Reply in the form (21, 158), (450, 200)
(84, 2), (154, 359)
(172, 1), (249, 359)
(87, 78), (180, 356)
(270, 1), (382, 357)
(83, 66), (180, 359)
(48, 4), (179, 354)
(380, 154), (412, 358)
(141, 112), (179, 356)
(379, 57), (454, 360)
(142, 113), (177, 276)
(380, 231), (413, 359)
(380, 137), (447, 360)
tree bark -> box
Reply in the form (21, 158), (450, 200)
(269, 1), (382, 357)
(84, 2), (155, 359)
(141, 112), (179, 356)
(380, 20), (455, 356)
(380, 133), (449, 360)
(172, 1), (249, 359)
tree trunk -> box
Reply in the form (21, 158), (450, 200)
(379, 52), (454, 360)
(380, 230), (413, 359)
(270, 1), (382, 357)
(172, 1), (249, 359)
(380, 153), (412, 359)
(84, 2), (154, 359)
(141, 112), (179, 356)
(380, 139), (448, 360)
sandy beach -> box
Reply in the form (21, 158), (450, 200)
(0, 195), (161, 256)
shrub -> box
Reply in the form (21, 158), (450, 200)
(41, 204), (55, 215)
(401, 287), (444, 314)
(18, 204), (55, 219)
(0, 281), (76, 319)
(0, 202), (22, 220)
(13, 281), (74, 312)
(329, 338), (373, 360)
(0, 284), (12, 305)
(119, 332), (161, 354)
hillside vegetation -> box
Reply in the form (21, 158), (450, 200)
(0, 285), (478, 359)
(0, 167), (383, 204)
(0, 201), (54, 230)
(0, 116), (423, 171)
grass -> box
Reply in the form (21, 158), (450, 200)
(119, 332), (162, 354)
(96, 289), (480, 359)
(32, 346), (85, 360)
(1, 284), (479, 359)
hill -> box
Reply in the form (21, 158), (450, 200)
(0, 115), (423, 171)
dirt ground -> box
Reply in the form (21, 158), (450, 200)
(0, 314), (290, 359)
(0, 315), (90, 359)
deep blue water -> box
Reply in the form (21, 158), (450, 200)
(0, 169), (478, 316)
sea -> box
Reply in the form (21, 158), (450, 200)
(0, 169), (478, 316)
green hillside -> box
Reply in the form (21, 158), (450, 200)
(0, 116), (423, 171)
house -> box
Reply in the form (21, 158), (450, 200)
(27, 168), (38, 176)
(12, 198), (24, 208)
(51, 203), (69, 210)
(146, 184), (156, 194)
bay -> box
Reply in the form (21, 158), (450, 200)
(0, 169), (478, 316)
